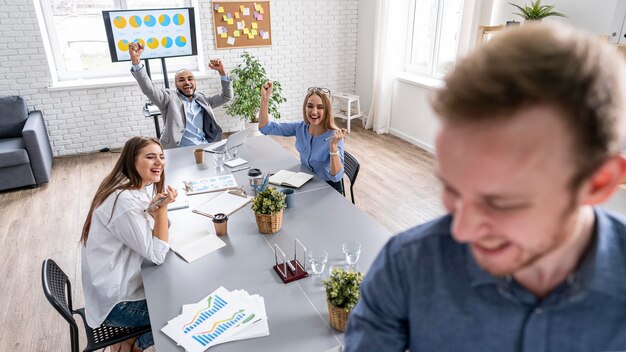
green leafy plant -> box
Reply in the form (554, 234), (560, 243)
(226, 52), (287, 123)
(509, 0), (566, 20)
(322, 268), (364, 311)
(251, 187), (286, 214)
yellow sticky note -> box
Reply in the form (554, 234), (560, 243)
(252, 23), (258, 29)
(240, 5), (245, 11)
(255, 4), (261, 11)
(221, 33), (228, 38)
(235, 12), (240, 19)
(227, 18), (234, 25)
(233, 30), (240, 37)
(218, 6), (224, 13)
(259, 7), (264, 14)
(248, 33), (254, 39)
(242, 20), (246, 27)
(223, 15), (228, 21)
(243, 28), (249, 34)
(252, 29), (257, 35)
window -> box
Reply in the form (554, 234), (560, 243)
(38, 0), (196, 82)
(405, 0), (464, 77)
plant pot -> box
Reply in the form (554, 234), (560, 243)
(255, 210), (283, 234)
(327, 299), (350, 332)
(246, 121), (262, 137)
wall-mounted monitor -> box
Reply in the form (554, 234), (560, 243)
(102, 7), (197, 62)
(609, 1), (626, 45)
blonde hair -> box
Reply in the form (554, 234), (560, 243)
(432, 22), (626, 187)
(302, 91), (338, 131)
(80, 136), (164, 245)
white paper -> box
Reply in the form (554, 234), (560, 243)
(225, 158), (247, 167)
(169, 228), (226, 263)
(243, 7), (250, 16)
(162, 286), (269, 351)
(227, 37), (235, 45)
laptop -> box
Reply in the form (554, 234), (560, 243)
(204, 127), (252, 153)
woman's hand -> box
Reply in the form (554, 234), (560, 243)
(147, 186), (178, 214)
(261, 81), (273, 102)
(329, 128), (347, 149)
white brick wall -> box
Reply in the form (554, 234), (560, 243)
(0, 0), (359, 156)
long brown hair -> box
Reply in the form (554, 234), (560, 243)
(302, 91), (338, 131)
(80, 136), (165, 245)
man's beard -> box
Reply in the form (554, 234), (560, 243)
(177, 88), (195, 98)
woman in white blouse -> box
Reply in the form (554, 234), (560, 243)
(80, 136), (177, 351)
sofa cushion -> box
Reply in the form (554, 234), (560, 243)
(0, 137), (30, 167)
(0, 96), (28, 139)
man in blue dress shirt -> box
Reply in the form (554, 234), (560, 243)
(345, 23), (626, 351)
(129, 42), (232, 149)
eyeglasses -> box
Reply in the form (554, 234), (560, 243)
(308, 87), (331, 97)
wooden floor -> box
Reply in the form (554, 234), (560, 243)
(0, 121), (445, 351)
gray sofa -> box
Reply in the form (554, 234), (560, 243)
(0, 96), (53, 191)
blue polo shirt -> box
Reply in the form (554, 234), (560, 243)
(259, 121), (344, 182)
(344, 208), (626, 352)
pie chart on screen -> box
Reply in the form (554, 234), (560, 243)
(161, 37), (173, 48)
(173, 13), (185, 26)
(143, 15), (156, 27)
(129, 15), (142, 28)
(159, 14), (171, 26)
(117, 39), (130, 51)
(147, 37), (159, 49)
(175, 36), (187, 47)
(113, 16), (126, 29)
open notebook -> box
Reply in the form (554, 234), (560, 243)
(268, 170), (313, 188)
(192, 190), (252, 218)
(169, 225), (226, 263)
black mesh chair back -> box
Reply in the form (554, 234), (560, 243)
(41, 259), (151, 352)
(341, 151), (360, 204)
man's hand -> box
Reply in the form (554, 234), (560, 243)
(261, 81), (273, 102)
(209, 59), (227, 76)
(129, 42), (144, 65)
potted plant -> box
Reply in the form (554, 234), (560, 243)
(509, 0), (567, 21)
(226, 52), (287, 131)
(251, 186), (286, 234)
(322, 267), (364, 332)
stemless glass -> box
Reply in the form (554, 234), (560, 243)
(307, 249), (328, 276)
(227, 146), (238, 160)
(342, 240), (362, 267)
(213, 150), (226, 171)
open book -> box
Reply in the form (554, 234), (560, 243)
(183, 175), (238, 195)
(169, 227), (226, 263)
(192, 190), (252, 218)
(268, 170), (313, 188)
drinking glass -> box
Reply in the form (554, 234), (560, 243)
(213, 150), (225, 171)
(342, 240), (361, 267)
(307, 249), (328, 276)
(227, 146), (238, 160)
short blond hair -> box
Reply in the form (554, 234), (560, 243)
(432, 23), (626, 187)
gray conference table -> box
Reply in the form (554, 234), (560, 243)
(141, 135), (392, 352)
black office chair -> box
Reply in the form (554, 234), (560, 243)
(41, 259), (151, 352)
(341, 151), (360, 204)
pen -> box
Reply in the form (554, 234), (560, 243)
(144, 196), (168, 212)
(324, 136), (333, 141)
(230, 166), (250, 172)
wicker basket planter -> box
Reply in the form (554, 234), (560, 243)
(255, 210), (283, 234)
(327, 299), (350, 332)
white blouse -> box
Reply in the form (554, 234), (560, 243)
(81, 187), (170, 327)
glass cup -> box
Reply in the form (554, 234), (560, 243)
(307, 249), (328, 276)
(226, 146), (238, 160)
(342, 240), (362, 267)
(213, 150), (225, 171)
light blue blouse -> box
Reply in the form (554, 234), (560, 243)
(259, 121), (344, 182)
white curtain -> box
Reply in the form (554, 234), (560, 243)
(365, 0), (407, 134)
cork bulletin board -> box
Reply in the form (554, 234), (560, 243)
(211, 1), (272, 49)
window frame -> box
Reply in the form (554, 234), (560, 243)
(404, 0), (465, 79)
(37, 0), (200, 82)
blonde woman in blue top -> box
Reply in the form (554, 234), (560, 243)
(259, 82), (347, 193)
